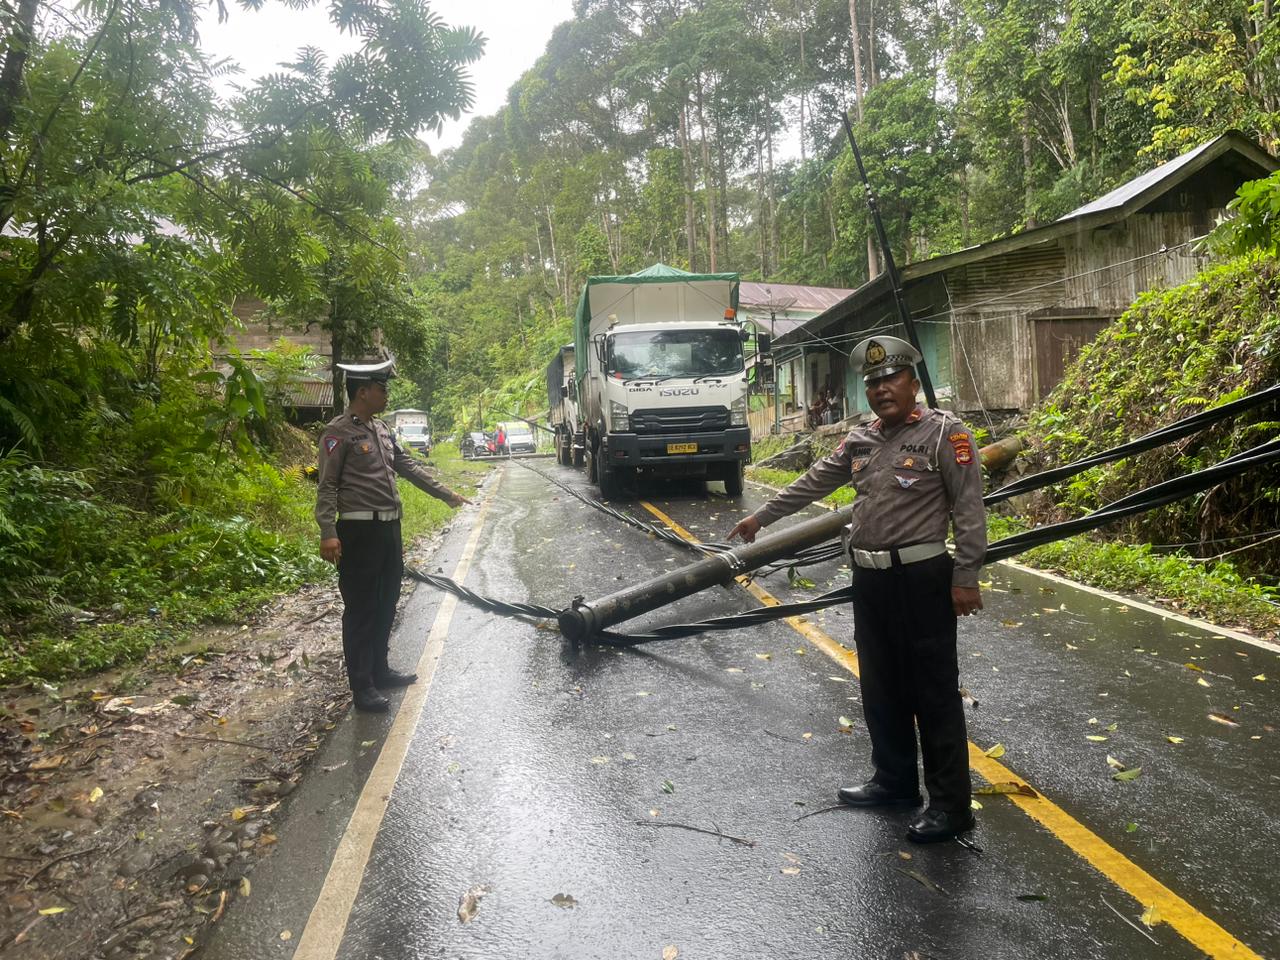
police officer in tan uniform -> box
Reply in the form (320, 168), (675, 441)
(316, 360), (470, 713)
(729, 336), (986, 842)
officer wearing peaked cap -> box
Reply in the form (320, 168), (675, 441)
(729, 334), (987, 843)
(316, 359), (471, 713)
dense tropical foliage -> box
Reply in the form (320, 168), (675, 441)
(2, 0), (1279, 673)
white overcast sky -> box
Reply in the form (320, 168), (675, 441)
(199, 0), (576, 153)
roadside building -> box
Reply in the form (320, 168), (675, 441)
(774, 131), (1277, 426)
(737, 281), (855, 435)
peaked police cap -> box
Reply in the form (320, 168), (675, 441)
(336, 359), (397, 383)
(849, 335), (922, 382)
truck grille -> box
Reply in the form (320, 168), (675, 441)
(630, 406), (729, 434)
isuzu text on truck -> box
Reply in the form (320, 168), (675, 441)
(572, 264), (769, 498)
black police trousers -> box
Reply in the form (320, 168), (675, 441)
(850, 552), (970, 812)
(336, 518), (403, 692)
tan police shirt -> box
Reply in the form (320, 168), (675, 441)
(315, 410), (457, 540)
(752, 405), (987, 588)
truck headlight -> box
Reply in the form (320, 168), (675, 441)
(609, 400), (631, 431)
(730, 396), (747, 426)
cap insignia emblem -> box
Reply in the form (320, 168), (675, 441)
(866, 341), (886, 364)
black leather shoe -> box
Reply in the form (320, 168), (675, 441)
(906, 807), (976, 843)
(352, 688), (390, 713)
(837, 781), (922, 807)
(374, 669), (418, 688)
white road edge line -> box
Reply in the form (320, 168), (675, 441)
(746, 478), (1280, 656)
(291, 488), (495, 960)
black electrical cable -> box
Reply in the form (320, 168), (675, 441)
(983, 436), (1280, 563)
(408, 436), (1280, 643)
(984, 382), (1280, 504)
(506, 456), (733, 557)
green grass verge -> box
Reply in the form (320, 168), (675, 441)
(0, 443), (490, 686)
(747, 466), (1280, 637)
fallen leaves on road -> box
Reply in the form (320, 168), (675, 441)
(1166, 736), (1184, 744)
(1106, 755), (1126, 771)
(1086, 735), (1109, 742)
(1208, 712), (1239, 727)
(1140, 904), (1163, 928)
(1111, 767), (1142, 782)
(838, 716), (855, 731)
(1197, 677), (1211, 688)
(896, 867), (950, 897)
(457, 884), (491, 923)
(983, 743), (1005, 758)
(975, 781), (1039, 798)
(550, 893), (577, 909)
(661, 780), (676, 794)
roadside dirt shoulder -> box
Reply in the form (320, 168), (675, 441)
(0, 528), (449, 960)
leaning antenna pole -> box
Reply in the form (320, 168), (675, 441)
(840, 111), (938, 408)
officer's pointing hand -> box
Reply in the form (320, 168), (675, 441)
(727, 515), (761, 544)
(952, 586), (983, 617)
(450, 494), (473, 508)
(320, 538), (342, 565)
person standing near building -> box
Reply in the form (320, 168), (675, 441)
(727, 336), (986, 842)
(315, 360), (471, 713)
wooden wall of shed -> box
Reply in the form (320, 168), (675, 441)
(1057, 211), (1217, 311)
(222, 296), (332, 356)
(944, 245), (1065, 411)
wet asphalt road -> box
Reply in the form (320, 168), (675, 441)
(202, 460), (1280, 960)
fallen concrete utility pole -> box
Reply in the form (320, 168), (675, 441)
(980, 435), (1023, 472)
(557, 505), (856, 642)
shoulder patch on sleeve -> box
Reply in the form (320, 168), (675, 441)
(949, 433), (974, 465)
(324, 435), (341, 455)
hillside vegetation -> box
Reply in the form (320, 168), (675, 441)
(1021, 252), (1280, 586)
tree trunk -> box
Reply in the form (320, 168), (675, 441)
(679, 101), (698, 270)
(1022, 115), (1037, 228)
(867, 0), (879, 85)
(0, 0), (38, 143)
(847, 0), (866, 122)
(756, 131), (766, 275)
(695, 75), (717, 272)
(766, 119), (779, 274)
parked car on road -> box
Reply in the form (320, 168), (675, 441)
(398, 422), (431, 454)
(502, 422), (537, 454)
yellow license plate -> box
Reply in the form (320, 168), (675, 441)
(667, 442), (698, 454)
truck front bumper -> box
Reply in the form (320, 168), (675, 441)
(603, 428), (752, 469)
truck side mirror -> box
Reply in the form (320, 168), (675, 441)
(593, 336), (607, 364)
(560, 384), (568, 398)
(757, 332), (772, 355)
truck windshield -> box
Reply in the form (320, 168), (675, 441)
(400, 425), (427, 435)
(607, 329), (743, 379)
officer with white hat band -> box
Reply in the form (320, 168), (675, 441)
(315, 359), (470, 712)
(729, 334), (987, 842)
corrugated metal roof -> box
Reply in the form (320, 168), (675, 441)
(1057, 136), (1224, 221)
(777, 132), (1276, 347)
(282, 378), (332, 408)
(738, 281), (855, 312)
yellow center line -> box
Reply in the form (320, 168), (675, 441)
(638, 499), (1262, 960)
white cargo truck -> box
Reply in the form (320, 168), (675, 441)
(573, 264), (769, 499)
